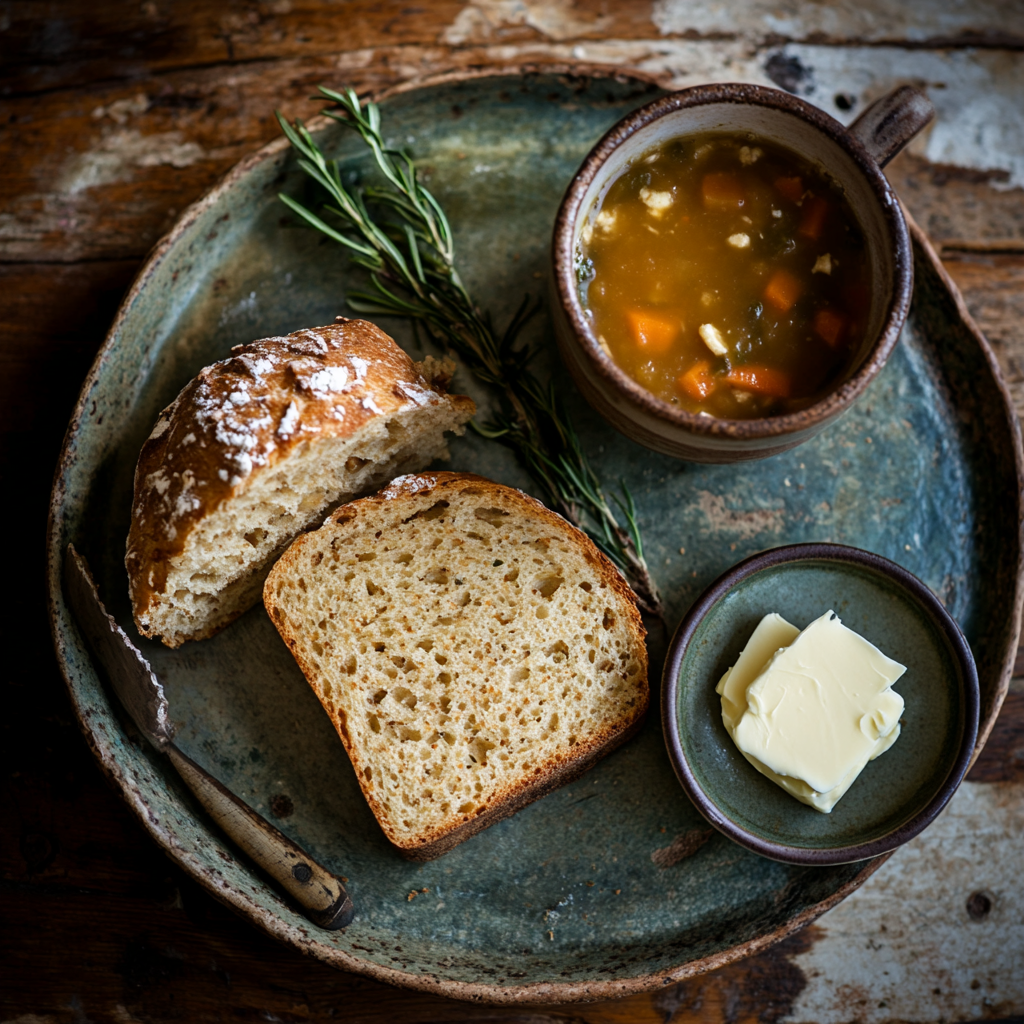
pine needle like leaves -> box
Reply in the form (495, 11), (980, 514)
(276, 86), (662, 618)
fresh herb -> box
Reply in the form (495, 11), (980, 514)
(276, 86), (662, 619)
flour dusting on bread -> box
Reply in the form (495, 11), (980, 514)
(126, 320), (474, 648)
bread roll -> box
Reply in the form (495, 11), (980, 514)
(126, 320), (474, 647)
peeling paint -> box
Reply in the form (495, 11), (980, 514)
(373, 36), (1024, 190)
(92, 92), (150, 124)
(650, 0), (1024, 45)
(787, 780), (1024, 1022)
(443, 0), (611, 45)
(772, 45), (1024, 191)
(57, 128), (207, 194)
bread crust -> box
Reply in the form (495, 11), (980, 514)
(125, 320), (474, 642)
(264, 471), (649, 860)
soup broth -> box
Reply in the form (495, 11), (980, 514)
(576, 134), (870, 419)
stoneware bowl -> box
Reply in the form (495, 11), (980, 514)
(551, 83), (934, 463)
(662, 544), (980, 865)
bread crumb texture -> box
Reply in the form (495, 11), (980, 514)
(126, 321), (474, 647)
(265, 473), (648, 855)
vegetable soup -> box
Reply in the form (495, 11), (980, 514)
(576, 134), (870, 418)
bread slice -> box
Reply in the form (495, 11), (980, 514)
(126, 320), (474, 647)
(263, 471), (648, 860)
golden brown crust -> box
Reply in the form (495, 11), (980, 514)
(264, 471), (649, 860)
(125, 320), (474, 636)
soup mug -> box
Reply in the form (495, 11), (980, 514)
(550, 83), (934, 463)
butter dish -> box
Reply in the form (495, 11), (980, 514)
(662, 543), (979, 865)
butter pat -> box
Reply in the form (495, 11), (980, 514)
(717, 613), (799, 732)
(717, 611), (906, 813)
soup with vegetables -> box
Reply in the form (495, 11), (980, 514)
(576, 134), (870, 419)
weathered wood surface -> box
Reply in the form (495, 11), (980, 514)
(2, 2), (1023, 1021)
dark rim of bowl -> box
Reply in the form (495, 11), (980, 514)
(552, 82), (914, 441)
(661, 543), (980, 865)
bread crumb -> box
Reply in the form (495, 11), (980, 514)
(727, 233), (750, 249)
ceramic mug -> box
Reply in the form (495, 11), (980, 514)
(550, 83), (934, 463)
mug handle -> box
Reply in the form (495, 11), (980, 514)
(848, 85), (935, 169)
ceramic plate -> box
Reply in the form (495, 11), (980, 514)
(48, 71), (1023, 1003)
(664, 544), (980, 864)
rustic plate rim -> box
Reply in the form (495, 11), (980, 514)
(44, 67), (1024, 1005)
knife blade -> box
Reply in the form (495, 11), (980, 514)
(63, 544), (354, 930)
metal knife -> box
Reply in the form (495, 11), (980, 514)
(63, 543), (354, 930)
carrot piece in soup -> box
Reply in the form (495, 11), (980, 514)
(702, 172), (745, 208)
(626, 310), (679, 354)
(763, 269), (803, 312)
(813, 308), (847, 348)
(725, 366), (792, 398)
(798, 195), (829, 240)
(774, 176), (804, 203)
(678, 360), (716, 400)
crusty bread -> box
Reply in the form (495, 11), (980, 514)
(263, 471), (649, 860)
(126, 320), (474, 648)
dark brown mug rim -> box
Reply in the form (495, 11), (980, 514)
(660, 543), (980, 865)
(552, 82), (914, 441)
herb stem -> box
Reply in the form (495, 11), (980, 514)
(276, 87), (663, 620)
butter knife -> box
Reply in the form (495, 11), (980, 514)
(63, 543), (354, 930)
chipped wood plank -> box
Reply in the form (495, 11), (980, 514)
(941, 253), (1024, 420)
(969, 692), (1024, 783)
(0, 879), (817, 1023)
(4, 0), (1023, 100)
(786, 781), (1024, 1023)
(4, 38), (1024, 264)
(2, 4), (1024, 1022)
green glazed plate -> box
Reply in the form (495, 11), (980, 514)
(664, 544), (979, 864)
(47, 71), (1023, 1003)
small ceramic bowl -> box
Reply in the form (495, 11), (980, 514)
(661, 544), (979, 865)
(551, 83), (934, 463)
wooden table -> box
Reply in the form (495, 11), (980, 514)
(3, 3), (1023, 1020)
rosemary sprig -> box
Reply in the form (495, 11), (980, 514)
(276, 86), (662, 618)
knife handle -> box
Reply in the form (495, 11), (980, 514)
(165, 743), (354, 929)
